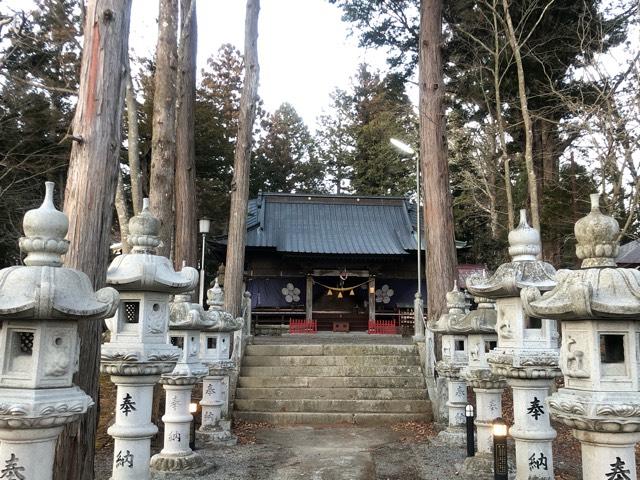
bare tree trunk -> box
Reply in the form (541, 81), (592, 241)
(490, 0), (514, 230)
(149, 0), (178, 258)
(419, 0), (457, 324)
(115, 167), (131, 253)
(503, 0), (541, 233)
(126, 59), (143, 215)
(55, 1), (131, 479)
(173, 0), (198, 270)
(224, 0), (260, 317)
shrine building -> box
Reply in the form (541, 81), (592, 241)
(215, 192), (477, 333)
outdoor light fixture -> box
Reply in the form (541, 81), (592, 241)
(189, 402), (198, 451)
(465, 404), (475, 458)
(369, 286), (375, 294)
(198, 217), (211, 305)
(492, 418), (508, 480)
(390, 137), (415, 155)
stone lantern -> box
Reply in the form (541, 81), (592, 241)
(0, 182), (119, 480)
(467, 209), (560, 480)
(149, 292), (215, 474)
(428, 282), (470, 445)
(101, 199), (198, 480)
(197, 280), (243, 445)
(459, 297), (505, 478)
(522, 193), (640, 480)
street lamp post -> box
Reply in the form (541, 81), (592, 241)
(390, 138), (423, 339)
(198, 217), (211, 305)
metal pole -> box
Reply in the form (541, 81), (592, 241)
(416, 154), (421, 298)
(466, 404), (475, 457)
(199, 233), (206, 305)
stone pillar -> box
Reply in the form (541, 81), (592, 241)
(197, 280), (243, 445)
(468, 210), (559, 480)
(109, 376), (158, 479)
(523, 193), (640, 480)
(101, 200), (198, 480)
(199, 371), (235, 444)
(429, 283), (471, 445)
(0, 182), (118, 480)
(413, 292), (425, 340)
(459, 296), (505, 479)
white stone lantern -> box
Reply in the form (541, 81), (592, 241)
(0, 182), (119, 480)
(459, 297), (505, 478)
(197, 280), (243, 445)
(149, 293), (215, 474)
(101, 199), (198, 480)
(427, 282), (470, 445)
(467, 209), (560, 480)
(522, 193), (640, 480)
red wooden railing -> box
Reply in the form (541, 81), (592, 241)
(367, 318), (397, 335)
(289, 319), (318, 334)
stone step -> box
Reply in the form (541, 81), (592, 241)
(237, 375), (427, 389)
(239, 365), (423, 378)
(242, 354), (420, 367)
(244, 344), (417, 357)
(236, 387), (429, 400)
(233, 411), (432, 425)
(235, 398), (430, 414)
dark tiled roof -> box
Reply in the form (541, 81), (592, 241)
(244, 193), (421, 255)
(617, 240), (640, 264)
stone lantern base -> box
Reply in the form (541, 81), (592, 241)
(197, 365), (237, 446)
(573, 430), (639, 480)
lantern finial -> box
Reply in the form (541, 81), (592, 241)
(507, 209), (541, 261)
(574, 193), (619, 268)
(19, 182), (69, 267)
(127, 197), (161, 253)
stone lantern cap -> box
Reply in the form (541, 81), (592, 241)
(106, 199), (198, 293)
(428, 282), (468, 333)
(0, 182), (119, 321)
(170, 293), (217, 330)
(460, 297), (497, 334)
(523, 194), (640, 320)
(204, 279), (243, 332)
(467, 209), (556, 298)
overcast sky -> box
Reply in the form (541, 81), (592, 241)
(130, 0), (390, 128)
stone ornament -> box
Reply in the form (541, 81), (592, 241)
(467, 209), (559, 480)
(522, 193), (640, 480)
(100, 199), (198, 480)
(0, 182), (119, 480)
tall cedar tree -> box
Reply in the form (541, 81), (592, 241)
(251, 103), (325, 195)
(224, 0), (260, 317)
(174, 0), (198, 270)
(55, 1), (132, 479)
(149, 0), (178, 258)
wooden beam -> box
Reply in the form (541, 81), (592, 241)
(306, 274), (313, 320)
(312, 269), (369, 277)
(368, 276), (376, 320)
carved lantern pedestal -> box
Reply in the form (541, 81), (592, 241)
(101, 200), (198, 480)
(459, 297), (505, 479)
(0, 183), (118, 480)
(197, 281), (243, 445)
(428, 283), (470, 446)
(468, 210), (560, 480)
(523, 194), (640, 480)
(150, 294), (215, 475)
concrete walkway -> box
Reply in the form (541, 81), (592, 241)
(142, 425), (466, 480)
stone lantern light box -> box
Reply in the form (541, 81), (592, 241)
(199, 280), (240, 363)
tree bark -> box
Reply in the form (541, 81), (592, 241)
(55, 1), (131, 479)
(125, 59), (143, 215)
(115, 167), (131, 253)
(224, 0), (260, 317)
(419, 0), (457, 325)
(149, 0), (178, 258)
(503, 0), (541, 233)
(173, 0), (198, 271)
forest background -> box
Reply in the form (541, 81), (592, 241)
(1, 0), (638, 273)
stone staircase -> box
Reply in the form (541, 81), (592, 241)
(234, 338), (432, 425)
